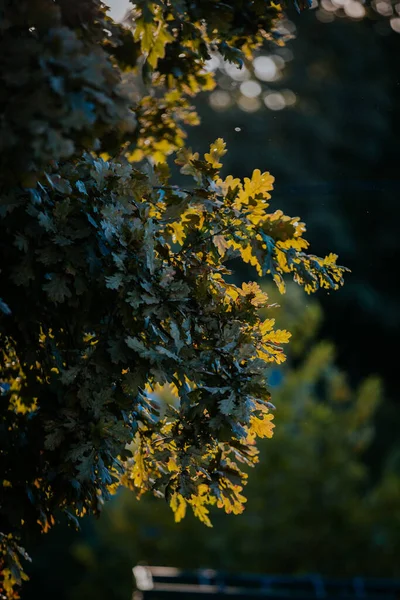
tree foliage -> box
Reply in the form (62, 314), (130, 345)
(0, 1), (344, 596)
(26, 287), (400, 600)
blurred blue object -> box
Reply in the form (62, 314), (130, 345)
(268, 368), (284, 388)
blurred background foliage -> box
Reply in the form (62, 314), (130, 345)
(23, 0), (400, 597)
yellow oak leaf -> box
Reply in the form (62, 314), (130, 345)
(240, 281), (269, 307)
(204, 138), (227, 168)
(170, 493), (187, 523)
(249, 414), (275, 438)
(190, 495), (212, 527)
(237, 169), (274, 205)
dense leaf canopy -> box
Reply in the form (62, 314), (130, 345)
(0, 1), (344, 597)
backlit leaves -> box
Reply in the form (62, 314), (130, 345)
(1, 146), (346, 558)
(1, 0), (336, 595)
(204, 138), (227, 169)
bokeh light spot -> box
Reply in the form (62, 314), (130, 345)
(238, 96), (262, 112)
(209, 90), (232, 110)
(240, 80), (262, 98)
(264, 92), (286, 111)
(253, 56), (278, 82)
(344, 1), (366, 18)
(204, 55), (221, 73)
(282, 89), (297, 106)
(390, 16), (400, 30)
(224, 62), (250, 81)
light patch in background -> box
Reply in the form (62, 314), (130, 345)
(204, 55), (221, 73)
(390, 16), (400, 30)
(224, 63), (250, 81)
(253, 56), (278, 82)
(282, 89), (297, 106)
(322, 0), (338, 11)
(237, 96), (261, 112)
(316, 0), (396, 23)
(106, 0), (130, 21)
(344, 1), (366, 17)
(316, 0), (370, 23)
(376, 1), (393, 15)
(240, 80), (262, 98)
(264, 92), (286, 111)
(209, 90), (232, 110)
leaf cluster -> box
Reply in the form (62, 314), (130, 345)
(1, 143), (345, 548)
